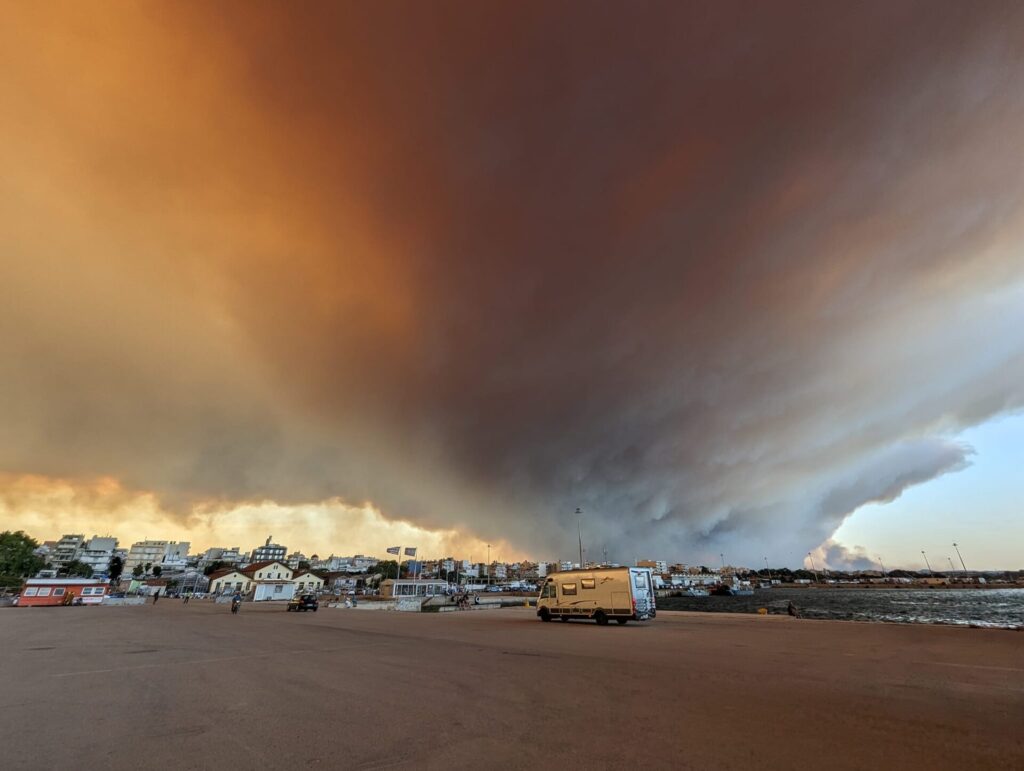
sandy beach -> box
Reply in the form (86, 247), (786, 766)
(1, 603), (1021, 770)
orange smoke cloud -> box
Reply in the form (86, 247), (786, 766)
(0, 474), (524, 561)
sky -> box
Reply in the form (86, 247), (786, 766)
(1, 2), (1023, 568)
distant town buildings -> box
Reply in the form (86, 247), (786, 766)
(78, 536), (120, 576)
(123, 540), (191, 573)
(250, 536), (287, 564)
(198, 546), (245, 566)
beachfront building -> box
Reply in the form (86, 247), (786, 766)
(380, 579), (450, 598)
(286, 552), (308, 569)
(19, 578), (107, 606)
(292, 570), (324, 593)
(208, 560), (304, 600)
(207, 569), (252, 595)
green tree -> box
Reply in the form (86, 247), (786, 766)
(152, 565), (162, 578)
(108, 555), (124, 583)
(0, 531), (45, 578)
(132, 564), (144, 578)
(144, 562), (152, 574)
(298, 560), (311, 572)
(64, 560), (94, 578)
(203, 560), (226, 576)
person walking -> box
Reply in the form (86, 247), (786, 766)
(153, 588), (160, 604)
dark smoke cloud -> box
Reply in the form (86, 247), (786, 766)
(2, 2), (1024, 564)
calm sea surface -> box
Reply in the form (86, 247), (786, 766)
(656, 587), (1024, 628)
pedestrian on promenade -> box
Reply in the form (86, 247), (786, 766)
(787, 601), (800, 618)
(153, 589), (161, 604)
(183, 594), (189, 604)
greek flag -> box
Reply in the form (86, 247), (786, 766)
(404, 547), (417, 556)
(386, 546), (400, 555)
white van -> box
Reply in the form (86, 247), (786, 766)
(536, 567), (656, 624)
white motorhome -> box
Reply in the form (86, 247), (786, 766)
(536, 567), (656, 624)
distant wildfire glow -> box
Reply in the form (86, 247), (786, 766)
(2, 3), (1024, 566)
(0, 475), (520, 561)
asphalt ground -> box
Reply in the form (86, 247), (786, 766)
(1, 602), (1022, 770)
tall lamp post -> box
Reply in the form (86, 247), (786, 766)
(877, 555), (887, 579)
(487, 544), (491, 587)
(764, 556), (773, 583)
(807, 552), (819, 583)
(953, 542), (967, 573)
(576, 507), (584, 569)
(921, 550), (933, 574)
(947, 556), (956, 573)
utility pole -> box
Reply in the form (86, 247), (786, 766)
(921, 550), (933, 573)
(719, 553), (726, 572)
(576, 508), (584, 569)
(764, 556), (772, 583)
(807, 552), (819, 583)
(953, 542), (967, 573)
(877, 555), (887, 578)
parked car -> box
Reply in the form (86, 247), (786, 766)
(287, 594), (319, 612)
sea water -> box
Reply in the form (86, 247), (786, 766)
(656, 587), (1024, 628)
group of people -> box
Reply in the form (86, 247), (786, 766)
(453, 592), (480, 610)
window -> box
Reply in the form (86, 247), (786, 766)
(581, 579), (596, 590)
(634, 572), (649, 590)
(561, 583), (577, 596)
(541, 582), (555, 599)
(298, 582), (305, 590)
(38, 588), (51, 597)
(274, 585), (283, 594)
(23, 587), (38, 597)
(257, 572), (263, 578)
(53, 588), (66, 596)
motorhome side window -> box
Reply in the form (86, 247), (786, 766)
(581, 579), (596, 590)
(561, 583), (577, 596)
(634, 573), (647, 589)
(541, 582), (555, 598)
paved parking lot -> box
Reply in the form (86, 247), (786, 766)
(1, 602), (1022, 769)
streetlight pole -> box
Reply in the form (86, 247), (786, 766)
(953, 542), (967, 573)
(877, 555), (886, 579)
(807, 552), (819, 583)
(921, 550), (933, 574)
(764, 556), (773, 583)
(576, 508), (584, 569)
(720, 553), (726, 573)
(947, 556), (956, 573)
(487, 544), (491, 587)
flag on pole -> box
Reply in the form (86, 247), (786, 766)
(404, 547), (417, 556)
(386, 546), (400, 555)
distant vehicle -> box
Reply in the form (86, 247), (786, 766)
(486, 585), (501, 593)
(287, 594), (319, 612)
(537, 567), (656, 625)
